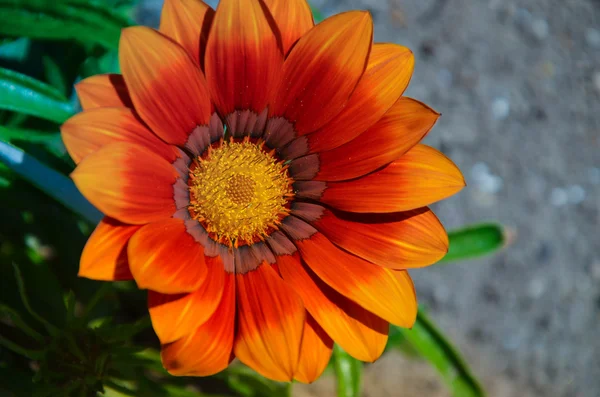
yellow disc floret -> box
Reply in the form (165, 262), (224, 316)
(188, 140), (292, 247)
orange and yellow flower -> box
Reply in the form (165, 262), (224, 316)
(61, 0), (465, 383)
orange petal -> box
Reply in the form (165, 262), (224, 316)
(119, 27), (212, 146)
(162, 273), (235, 376)
(159, 0), (214, 67)
(61, 107), (179, 164)
(278, 253), (388, 362)
(295, 314), (333, 384)
(269, 11), (373, 135)
(75, 74), (132, 110)
(79, 217), (140, 281)
(148, 255), (225, 344)
(312, 97), (438, 181)
(71, 142), (178, 224)
(293, 203), (448, 269)
(262, 0), (314, 54)
(303, 43), (415, 154)
(205, 0), (283, 116)
(234, 263), (305, 382)
(128, 218), (207, 294)
(320, 144), (466, 213)
(295, 233), (417, 328)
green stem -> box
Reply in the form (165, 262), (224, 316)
(332, 345), (362, 397)
(0, 303), (45, 342)
(0, 335), (44, 360)
(284, 383), (293, 397)
(80, 283), (112, 321)
(12, 262), (60, 336)
(104, 380), (137, 396)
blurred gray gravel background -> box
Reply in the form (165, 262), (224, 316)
(138, 1), (600, 396)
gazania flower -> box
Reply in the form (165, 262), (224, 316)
(61, 0), (465, 383)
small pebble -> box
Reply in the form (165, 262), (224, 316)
(593, 72), (600, 94)
(588, 167), (600, 184)
(491, 97), (511, 120)
(471, 162), (504, 194)
(471, 162), (490, 176)
(566, 185), (586, 204)
(590, 262), (600, 281)
(528, 279), (546, 299)
(531, 18), (549, 40)
(550, 187), (568, 207)
(503, 334), (521, 351)
(514, 8), (532, 27)
(585, 28), (600, 49)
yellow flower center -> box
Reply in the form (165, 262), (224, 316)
(188, 140), (293, 247)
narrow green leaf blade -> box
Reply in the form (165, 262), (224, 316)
(441, 223), (506, 263)
(0, 67), (73, 123)
(332, 345), (362, 397)
(215, 365), (290, 397)
(0, 0), (132, 49)
(0, 141), (102, 223)
(398, 311), (486, 397)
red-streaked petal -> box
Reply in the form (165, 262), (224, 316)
(295, 314), (333, 384)
(320, 144), (466, 213)
(295, 232), (417, 328)
(205, 0), (283, 116)
(268, 11), (373, 135)
(119, 27), (212, 146)
(61, 107), (178, 164)
(278, 253), (388, 362)
(312, 97), (439, 181)
(71, 142), (178, 224)
(79, 217), (140, 281)
(128, 218), (207, 294)
(148, 255), (225, 344)
(262, 0), (314, 54)
(234, 263), (305, 382)
(159, 0), (214, 67)
(161, 273), (235, 376)
(75, 74), (132, 110)
(302, 43), (415, 154)
(292, 203), (448, 269)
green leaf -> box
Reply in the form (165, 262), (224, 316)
(0, 141), (103, 223)
(215, 365), (290, 397)
(43, 55), (68, 95)
(0, 37), (30, 62)
(96, 316), (151, 343)
(332, 345), (362, 397)
(80, 49), (120, 78)
(441, 223), (506, 263)
(398, 311), (486, 397)
(0, 161), (13, 187)
(0, 303), (44, 341)
(0, 67), (73, 123)
(0, 333), (44, 360)
(385, 324), (420, 357)
(0, 0), (132, 49)
(0, 126), (60, 144)
(0, 126), (65, 159)
(311, 5), (325, 23)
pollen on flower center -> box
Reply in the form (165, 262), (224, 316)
(188, 140), (293, 247)
(225, 174), (255, 205)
